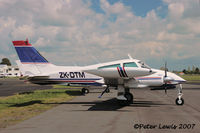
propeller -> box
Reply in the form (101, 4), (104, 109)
(163, 62), (176, 94)
(164, 62), (168, 94)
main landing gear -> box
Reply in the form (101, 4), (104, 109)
(81, 88), (89, 95)
(175, 84), (184, 105)
(117, 85), (133, 105)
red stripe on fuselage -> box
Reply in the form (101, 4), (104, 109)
(51, 80), (96, 82)
(122, 67), (128, 77)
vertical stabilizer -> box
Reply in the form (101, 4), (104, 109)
(13, 39), (53, 76)
(13, 39), (49, 64)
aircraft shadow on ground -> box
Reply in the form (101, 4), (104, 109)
(65, 90), (83, 96)
(87, 99), (168, 111)
(65, 90), (109, 96)
(9, 100), (42, 107)
(59, 98), (168, 111)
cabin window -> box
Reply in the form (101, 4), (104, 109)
(124, 62), (138, 67)
(98, 64), (120, 69)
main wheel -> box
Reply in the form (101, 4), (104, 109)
(175, 98), (184, 105)
(124, 92), (133, 104)
(81, 88), (89, 94)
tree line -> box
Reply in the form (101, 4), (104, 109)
(0, 58), (11, 66)
(182, 66), (200, 74)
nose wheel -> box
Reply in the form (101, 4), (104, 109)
(175, 84), (184, 106)
(176, 97), (184, 105)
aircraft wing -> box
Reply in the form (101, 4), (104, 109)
(83, 67), (153, 79)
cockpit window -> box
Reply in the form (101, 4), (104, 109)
(138, 61), (150, 69)
(98, 64), (120, 69)
(124, 62), (138, 67)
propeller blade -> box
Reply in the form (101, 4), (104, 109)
(165, 61), (167, 77)
(164, 61), (167, 94)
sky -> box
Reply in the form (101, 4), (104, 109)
(0, 0), (200, 71)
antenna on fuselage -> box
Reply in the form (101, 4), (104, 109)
(128, 54), (133, 60)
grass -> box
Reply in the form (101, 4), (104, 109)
(180, 75), (200, 81)
(53, 85), (81, 89)
(0, 89), (82, 128)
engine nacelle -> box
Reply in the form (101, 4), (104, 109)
(163, 76), (174, 82)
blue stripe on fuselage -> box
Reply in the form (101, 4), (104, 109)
(48, 78), (103, 86)
(70, 82), (103, 86)
(119, 67), (125, 77)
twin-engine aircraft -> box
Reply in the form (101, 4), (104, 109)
(13, 39), (186, 105)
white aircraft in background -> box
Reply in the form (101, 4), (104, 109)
(13, 39), (186, 106)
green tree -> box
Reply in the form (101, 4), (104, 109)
(0, 58), (11, 66)
(182, 69), (187, 74)
(195, 67), (200, 74)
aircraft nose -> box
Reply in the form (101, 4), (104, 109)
(175, 75), (186, 83)
(180, 77), (186, 82)
(169, 72), (186, 83)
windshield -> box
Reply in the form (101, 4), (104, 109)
(124, 62), (138, 67)
(138, 61), (151, 69)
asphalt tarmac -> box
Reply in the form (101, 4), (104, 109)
(0, 79), (200, 133)
(0, 78), (52, 96)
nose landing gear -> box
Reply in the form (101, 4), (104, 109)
(175, 84), (184, 106)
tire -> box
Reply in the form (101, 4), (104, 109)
(81, 88), (89, 94)
(175, 98), (184, 105)
(124, 92), (133, 104)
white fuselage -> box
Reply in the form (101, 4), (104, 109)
(17, 60), (185, 88)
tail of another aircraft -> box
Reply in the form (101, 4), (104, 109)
(13, 39), (49, 64)
(13, 39), (54, 77)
